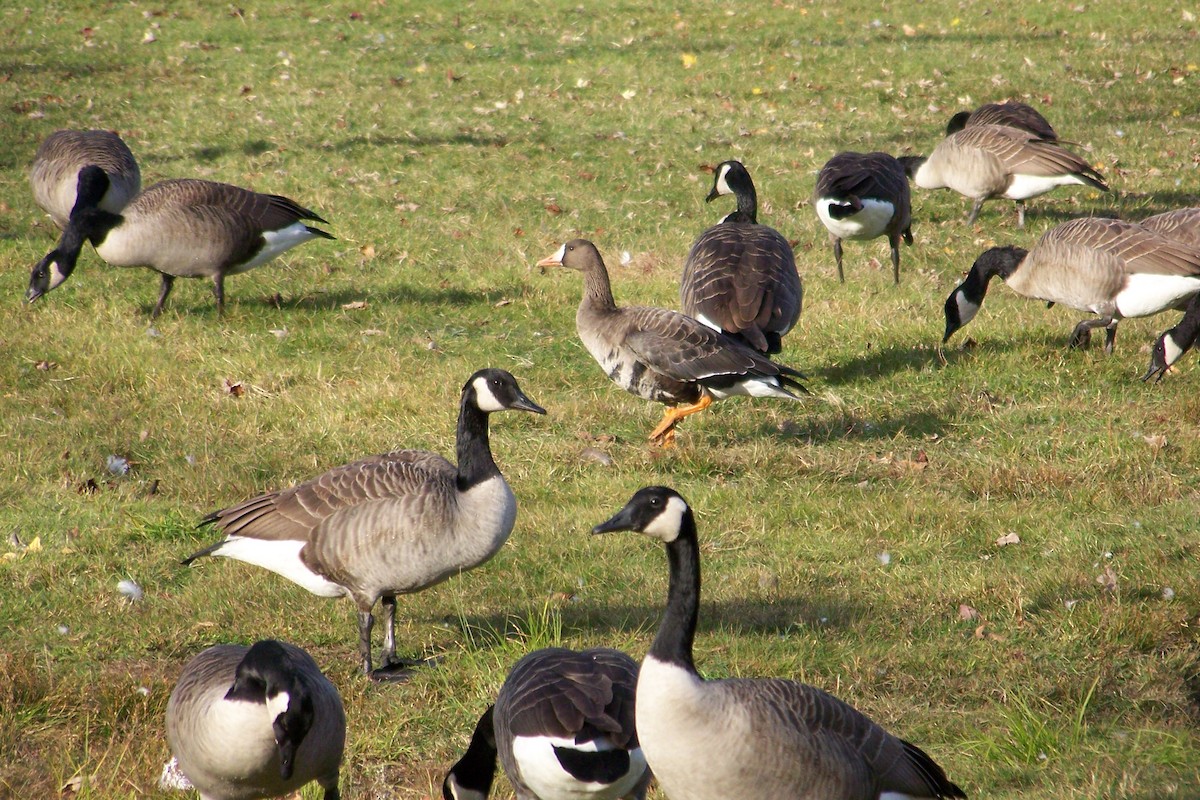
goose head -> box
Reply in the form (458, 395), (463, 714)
(464, 369), (546, 416)
(944, 111), (972, 136)
(896, 155), (927, 182)
(27, 166), (118, 302)
(706, 160), (751, 203)
(592, 485), (692, 543)
(535, 239), (602, 272)
(942, 245), (1027, 344)
(442, 706), (497, 800)
(224, 640), (314, 781)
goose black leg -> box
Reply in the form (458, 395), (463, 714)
(212, 273), (225, 316)
(967, 198), (985, 225)
(888, 238), (901, 285)
(1068, 316), (1116, 351)
(357, 609), (375, 676)
(1016, 200), (1027, 229)
(833, 238), (845, 283)
(371, 595), (424, 682)
(151, 274), (175, 318)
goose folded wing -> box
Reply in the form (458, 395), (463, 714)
(623, 307), (785, 382)
(1051, 218), (1200, 277)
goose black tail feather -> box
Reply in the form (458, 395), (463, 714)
(901, 739), (967, 799)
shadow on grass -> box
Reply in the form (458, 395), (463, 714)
(133, 282), (489, 318)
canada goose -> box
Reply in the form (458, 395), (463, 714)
(1144, 292), (1200, 382)
(812, 152), (913, 284)
(592, 487), (966, 800)
(1139, 207), (1200, 249)
(30, 129), (141, 229)
(443, 647), (650, 800)
(943, 217), (1200, 353)
(945, 101), (1057, 141)
(183, 369), (546, 680)
(537, 240), (806, 447)
(679, 160), (802, 354)
(26, 171), (333, 317)
(899, 124), (1109, 228)
(166, 640), (345, 800)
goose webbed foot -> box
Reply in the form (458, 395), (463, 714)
(1068, 317), (1116, 352)
(370, 654), (436, 683)
(648, 395), (714, 447)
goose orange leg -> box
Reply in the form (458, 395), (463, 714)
(648, 394), (713, 446)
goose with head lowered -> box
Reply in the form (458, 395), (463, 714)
(679, 160), (802, 354)
(899, 124), (1108, 228)
(592, 487), (966, 800)
(166, 639), (345, 800)
(1144, 291), (1200, 382)
(30, 129), (141, 229)
(183, 369), (546, 681)
(26, 170), (333, 318)
(538, 239), (806, 447)
(443, 647), (650, 800)
(813, 151), (913, 284)
(944, 101), (1057, 141)
(943, 217), (1200, 354)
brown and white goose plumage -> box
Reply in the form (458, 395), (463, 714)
(30, 129), (141, 229)
(944, 101), (1058, 141)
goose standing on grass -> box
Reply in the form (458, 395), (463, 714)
(1144, 292), (1200, 382)
(26, 171), (333, 318)
(538, 240), (806, 447)
(30, 129), (141, 229)
(899, 125), (1109, 228)
(591, 487), (966, 800)
(942, 217), (1200, 353)
(813, 152), (913, 284)
(944, 101), (1058, 141)
(167, 640), (345, 800)
(443, 647), (650, 800)
(183, 369), (546, 681)
(679, 160), (802, 354)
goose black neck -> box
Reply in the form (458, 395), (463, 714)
(1170, 293), (1200, 350)
(727, 182), (759, 224)
(648, 516), (701, 672)
(456, 391), (501, 492)
(445, 707), (497, 798)
(962, 246), (1026, 304)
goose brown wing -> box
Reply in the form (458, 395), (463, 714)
(959, 126), (1107, 188)
(968, 102), (1057, 140)
(815, 152), (908, 203)
(1140, 208), (1200, 249)
(1045, 217), (1200, 277)
(622, 306), (790, 383)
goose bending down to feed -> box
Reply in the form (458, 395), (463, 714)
(26, 171), (333, 318)
(183, 369), (546, 681)
(443, 647), (650, 800)
(592, 487), (967, 800)
(167, 640), (345, 800)
(813, 151), (913, 284)
(1144, 291), (1200, 382)
(538, 239), (807, 447)
(943, 217), (1200, 354)
(944, 101), (1058, 141)
(1139, 207), (1200, 250)
(899, 124), (1108, 228)
(30, 129), (141, 229)
(679, 160), (802, 353)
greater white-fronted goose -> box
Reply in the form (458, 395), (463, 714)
(167, 640), (345, 800)
(899, 124), (1109, 227)
(945, 101), (1057, 141)
(943, 217), (1200, 353)
(592, 487), (967, 800)
(538, 240), (806, 447)
(26, 171), (333, 317)
(183, 369), (546, 681)
(30, 129), (141, 229)
(443, 647), (650, 800)
(812, 151), (913, 284)
(679, 160), (802, 354)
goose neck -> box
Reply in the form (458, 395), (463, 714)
(581, 258), (618, 312)
(728, 185), (759, 224)
(456, 394), (500, 491)
(648, 522), (701, 672)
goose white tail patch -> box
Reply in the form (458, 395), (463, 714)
(1004, 172), (1089, 200)
(879, 793), (919, 800)
(471, 375), (505, 412)
(707, 377), (799, 400)
(694, 312), (721, 332)
(213, 536), (346, 598)
(642, 496), (689, 542)
(510, 735), (645, 800)
(1115, 274), (1200, 318)
(236, 222), (322, 273)
(815, 198), (895, 239)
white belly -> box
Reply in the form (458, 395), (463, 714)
(510, 735), (647, 800)
(814, 198), (895, 240)
(1114, 273), (1200, 318)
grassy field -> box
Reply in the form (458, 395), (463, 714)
(2, 1), (1199, 797)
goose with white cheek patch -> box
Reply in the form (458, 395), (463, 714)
(942, 217), (1200, 354)
(30, 129), (141, 230)
(443, 647), (650, 800)
(899, 124), (1108, 228)
(166, 640), (345, 800)
(1144, 291), (1200, 382)
(183, 369), (546, 681)
(538, 239), (807, 447)
(813, 152), (913, 284)
(592, 487), (967, 800)
(26, 169), (333, 318)
(944, 101), (1058, 141)
(679, 160), (802, 354)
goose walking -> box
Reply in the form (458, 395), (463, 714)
(443, 647), (650, 800)
(943, 217), (1200, 353)
(680, 160), (802, 354)
(899, 125), (1108, 227)
(166, 640), (345, 800)
(183, 369), (546, 680)
(30, 129), (141, 229)
(538, 240), (806, 447)
(26, 170), (333, 317)
(813, 152), (913, 284)
(592, 487), (966, 800)
(944, 101), (1057, 141)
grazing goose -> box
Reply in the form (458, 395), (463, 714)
(538, 240), (806, 447)
(26, 170), (333, 317)
(443, 647), (650, 800)
(183, 369), (546, 680)
(1144, 292), (1200, 382)
(943, 217), (1200, 353)
(679, 160), (802, 354)
(30, 129), (141, 229)
(1139, 207), (1200, 249)
(166, 640), (345, 800)
(812, 152), (913, 284)
(899, 124), (1109, 227)
(592, 487), (966, 800)
(944, 101), (1058, 141)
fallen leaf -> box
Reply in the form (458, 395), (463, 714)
(544, 202), (562, 215)
(580, 446), (613, 466)
(1097, 565), (1118, 593)
(26, 536), (42, 553)
(680, 52), (697, 68)
(902, 23), (917, 36)
(494, 299), (512, 307)
(359, 243), (376, 259)
(995, 532), (1021, 547)
(958, 603), (980, 621)
(341, 300), (368, 310)
(1143, 434), (1168, 449)
(223, 380), (245, 397)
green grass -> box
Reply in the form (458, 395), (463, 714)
(2, 0), (1200, 797)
